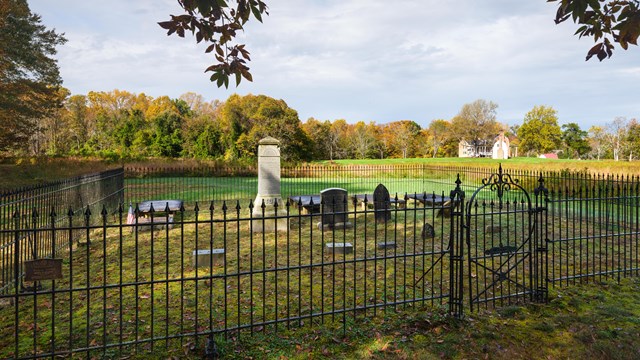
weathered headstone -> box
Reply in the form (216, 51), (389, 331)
(317, 188), (352, 230)
(421, 222), (435, 240)
(192, 249), (225, 268)
(252, 137), (289, 232)
(325, 242), (353, 254)
(485, 225), (502, 233)
(373, 183), (391, 223)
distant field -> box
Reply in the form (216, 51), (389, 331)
(3, 156), (640, 193)
(319, 157), (640, 176)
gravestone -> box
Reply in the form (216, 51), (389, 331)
(324, 242), (354, 254)
(421, 222), (435, 240)
(252, 137), (289, 232)
(192, 249), (225, 268)
(373, 183), (391, 223)
(485, 225), (502, 233)
(317, 188), (352, 230)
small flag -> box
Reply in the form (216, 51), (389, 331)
(126, 203), (135, 225)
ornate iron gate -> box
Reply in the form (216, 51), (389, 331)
(463, 166), (548, 312)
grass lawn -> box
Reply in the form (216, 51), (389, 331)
(4, 156), (640, 193)
(220, 277), (640, 359)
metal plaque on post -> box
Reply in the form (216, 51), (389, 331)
(25, 259), (63, 281)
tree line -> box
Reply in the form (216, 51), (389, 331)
(3, 0), (638, 163)
(5, 89), (639, 163)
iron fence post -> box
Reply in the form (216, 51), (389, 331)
(449, 174), (465, 318)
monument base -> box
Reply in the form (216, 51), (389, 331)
(317, 221), (353, 231)
(252, 195), (289, 232)
(251, 210), (289, 232)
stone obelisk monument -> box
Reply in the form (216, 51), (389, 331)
(252, 137), (288, 232)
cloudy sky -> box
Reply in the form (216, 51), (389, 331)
(30, 0), (639, 129)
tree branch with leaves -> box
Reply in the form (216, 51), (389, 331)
(549, 0), (640, 60)
(159, 0), (268, 88)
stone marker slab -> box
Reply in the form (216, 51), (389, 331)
(377, 242), (396, 250)
(485, 225), (502, 233)
(421, 223), (435, 240)
(437, 200), (455, 218)
(325, 242), (353, 254)
(192, 249), (225, 267)
(288, 195), (321, 214)
(137, 200), (183, 214)
(134, 215), (174, 231)
(373, 183), (391, 223)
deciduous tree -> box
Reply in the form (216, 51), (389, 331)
(450, 99), (502, 156)
(426, 119), (452, 158)
(606, 116), (629, 161)
(517, 105), (562, 156)
(587, 125), (609, 159)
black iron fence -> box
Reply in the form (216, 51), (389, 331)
(0, 193), (452, 359)
(124, 164), (639, 205)
(0, 168), (124, 295)
(0, 164), (639, 359)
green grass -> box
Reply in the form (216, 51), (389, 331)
(320, 157), (640, 176)
(213, 278), (640, 360)
(4, 156), (640, 194)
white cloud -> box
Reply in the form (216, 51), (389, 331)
(29, 0), (640, 128)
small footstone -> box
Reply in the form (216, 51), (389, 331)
(485, 225), (502, 233)
(377, 242), (396, 250)
(325, 242), (353, 254)
(192, 249), (225, 268)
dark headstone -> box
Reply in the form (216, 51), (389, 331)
(377, 242), (396, 249)
(373, 184), (391, 223)
(319, 188), (351, 230)
(421, 223), (435, 240)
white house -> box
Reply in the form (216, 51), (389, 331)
(492, 132), (510, 159)
(458, 132), (511, 159)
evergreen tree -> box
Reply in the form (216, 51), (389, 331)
(0, 0), (67, 152)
